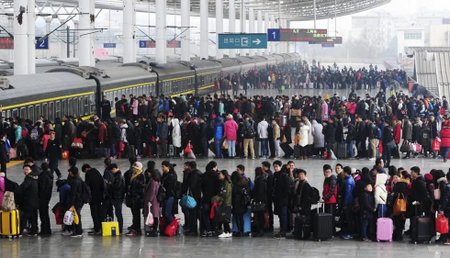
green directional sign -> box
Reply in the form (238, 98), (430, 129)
(218, 33), (267, 49)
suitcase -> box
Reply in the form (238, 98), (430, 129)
(294, 214), (311, 240)
(376, 217), (393, 242)
(280, 143), (293, 157)
(0, 209), (20, 238)
(102, 221), (120, 236)
(410, 204), (434, 244)
(313, 204), (333, 241)
(336, 142), (347, 159)
(293, 145), (301, 159)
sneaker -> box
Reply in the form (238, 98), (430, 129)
(218, 232), (228, 238)
(62, 231), (72, 236)
(226, 233), (233, 238)
(341, 234), (353, 240)
(26, 232), (38, 237)
(88, 231), (100, 235)
(126, 230), (140, 236)
(71, 234), (83, 238)
(444, 240), (450, 245)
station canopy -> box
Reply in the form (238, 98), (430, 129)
(0, 0), (390, 21)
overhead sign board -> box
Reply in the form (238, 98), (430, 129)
(267, 28), (328, 42)
(139, 40), (181, 48)
(218, 33), (267, 49)
(309, 36), (343, 45)
(35, 37), (49, 50)
(103, 43), (117, 48)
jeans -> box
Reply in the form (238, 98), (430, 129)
(361, 217), (371, 239)
(214, 139), (222, 158)
(227, 140), (236, 158)
(112, 199), (123, 233)
(260, 139), (269, 157)
(442, 147), (450, 161)
(347, 141), (356, 158)
(382, 143), (392, 166)
(164, 197), (175, 224)
(274, 140), (281, 157)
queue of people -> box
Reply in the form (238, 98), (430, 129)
(1, 158), (450, 245)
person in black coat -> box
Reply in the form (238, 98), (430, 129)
(201, 161), (220, 236)
(382, 122), (395, 167)
(45, 130), (62, 179)
(272, 160), (292, 238)
(0, 132), (9, 174)
(232, 173), (250, 236)
(262, 161), (274, 232)
(38, 162), (53, 236)
(106, 163), (125, 234)
(322, 120), (336, 156)
(68, 166), (84, 237)
(389, 172), (409, 241)
(82, 164), (105, 235)
(292, 169), (313, 217)
(252, 167), (268, 237)
(410, 166), (432, 216)
(161, 161), (178, 227)
(360, 183), (375, 241)
(182, 161), (202, 236)
(126, 162), (146, 236)
(18, 165), (39, 236)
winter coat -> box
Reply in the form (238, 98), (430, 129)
(393, 123), (402, 145)
(322, 175), (338, 204)
(257, 120), (269, 139)
(224, 119), (239, 141)
(292, 179), (313, 212)
(322, 123), (336, 145)
(298, 125), (310, 147)
(183, 169), (203, 203)
(440, 125), (450, 148)
(312, 120), (325, 148)
(305, 119), (314, 145)
(343, 175), (355, 207)
(68, 175), (83, 208)
(85, 168), (104, 204)
(402, 120), (412, 140)
(232, 181), (249, 215)
(374, 173), (388, 206)
(360, 191), (375, 219)
(253, 173), (268, 205)
(321, 102), (329, 121)
(273, 171), (292, 207)
(218, 180), (232, 207)
(143, 179), (160, 218)
(109, 171), (125, 200)
(17, 174), (39, 211)
(171, 118), (181, 148)
(410, 175), (431, 210)
(38, 169), (53, 202)
(128, 173), (146, 208)
(161, 171), (178, 198)
(201, 170), (220, 204)
(0, 176), (5, 208)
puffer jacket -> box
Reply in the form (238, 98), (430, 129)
(440, 123), (450, 148)
(322, 175), (338, 204)
(374, 173), (388, 206)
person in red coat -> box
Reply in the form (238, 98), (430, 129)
(440, 119), (450, 162)
(393, 120), (402, 145)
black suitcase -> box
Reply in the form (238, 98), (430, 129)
(280, 143), (293, 157)
(410, 204), (434, 244)
(293, 145), (301, 158)
(294, 214), (311, 240)
(313, 205), (333, 241)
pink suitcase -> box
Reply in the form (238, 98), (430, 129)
(376, 217), (393, 242)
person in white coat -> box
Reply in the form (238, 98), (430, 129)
(302, 117), (314, 157)
(374, 171), (388, 217)
(171, 118), (182, 157)
(311, 120), (325, 157)
(257, 118), (269, 158)
(297, 121), (310, 160)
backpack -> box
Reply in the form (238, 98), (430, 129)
(244, 123), (256, 138)
(156, 185), (167, 202)
(81, 181), (92, 204)
(310, 187), (320, 204)
(30, 128), (39, 141)
(241, 187), (251, 207)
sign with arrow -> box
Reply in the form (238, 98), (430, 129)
(218, 33), (267, 49)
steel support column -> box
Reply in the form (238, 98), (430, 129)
(216, 0), (224, 59)
(123, 0), (136, 63)
(180, 0), (190, 61)
(199, 0), (208, 59)
(155, 0), (166, 64)
(14, 0), (28, 75)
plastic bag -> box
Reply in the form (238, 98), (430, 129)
(145, 203), (154, 226)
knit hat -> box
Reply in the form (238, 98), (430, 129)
(132, 162), (143, 171)
(424, 173), (433, 183)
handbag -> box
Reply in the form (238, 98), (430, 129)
(52, 203), (64, 225)
(436, 214), (449, 234)
(414, 142), (422, 153)
(251, 201), (266, 212)
(400, 140), (410, 152)
(222, 140), (228, 150)
(119, 141), (126, 152)
(393, 193), (407, 215)
(434, 189), (441, 200)
(145, 203), (154, 226)
(180, 195), (197, 209)
(432, 139), (441, 152)
(164, 218), (180, 237)
(184, 141), (192, 154)
(63, 210), (74, 226)
(1, 191), (16, 211)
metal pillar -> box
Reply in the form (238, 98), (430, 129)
(27, 0), (35, 73)
(241, 5), (247, 56)
(155, 0), (166, 64)
(257, 10), (263, 55)
(215, 0), (224, 59)
(79, 0), (94, 66)
(13, 0), (28, 75)
(123, 0), (136, 63)
(248, 8), (255, 56)
(229, 0), (236, 57)
(313, 0), (317, 29)
(180, 0), (190, 61)
(199, 0), (208, 59)
(264, 12), (269, 55)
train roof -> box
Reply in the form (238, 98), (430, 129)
(100, 65), (156, 88)
(215, 58), (240, 68)
(149, 62), (194, 78)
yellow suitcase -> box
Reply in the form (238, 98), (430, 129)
(0, 209), (20, 238)
(102, 221), (120, 236)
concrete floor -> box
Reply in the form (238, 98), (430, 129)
(2, 88), (448, 258)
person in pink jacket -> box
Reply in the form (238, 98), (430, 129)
(0, 172), (5, 208)
(224, 114), (239, 158)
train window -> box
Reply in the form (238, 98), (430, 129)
(28, 106), (34, 122)
(73, 98), (78, 117)
(34, 104), (41, 120)
(6, 110), (11, 119)
(55, 101), (61, 119)
(61, 99), (66, 117)
(49, 102), (54, 121)
(86, 96), (92, 115)
(12, 109), (18, 119)
(20, 107), (26, 119)
(42, 104), (48, 119)
(1, 110), (6, 120)
(78, 97), (83, 116)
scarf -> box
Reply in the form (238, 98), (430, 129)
(130, 168), (143, 182)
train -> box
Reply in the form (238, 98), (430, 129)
(0, 53), (300, 122)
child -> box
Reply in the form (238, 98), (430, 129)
(360, 183), (375, 241)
